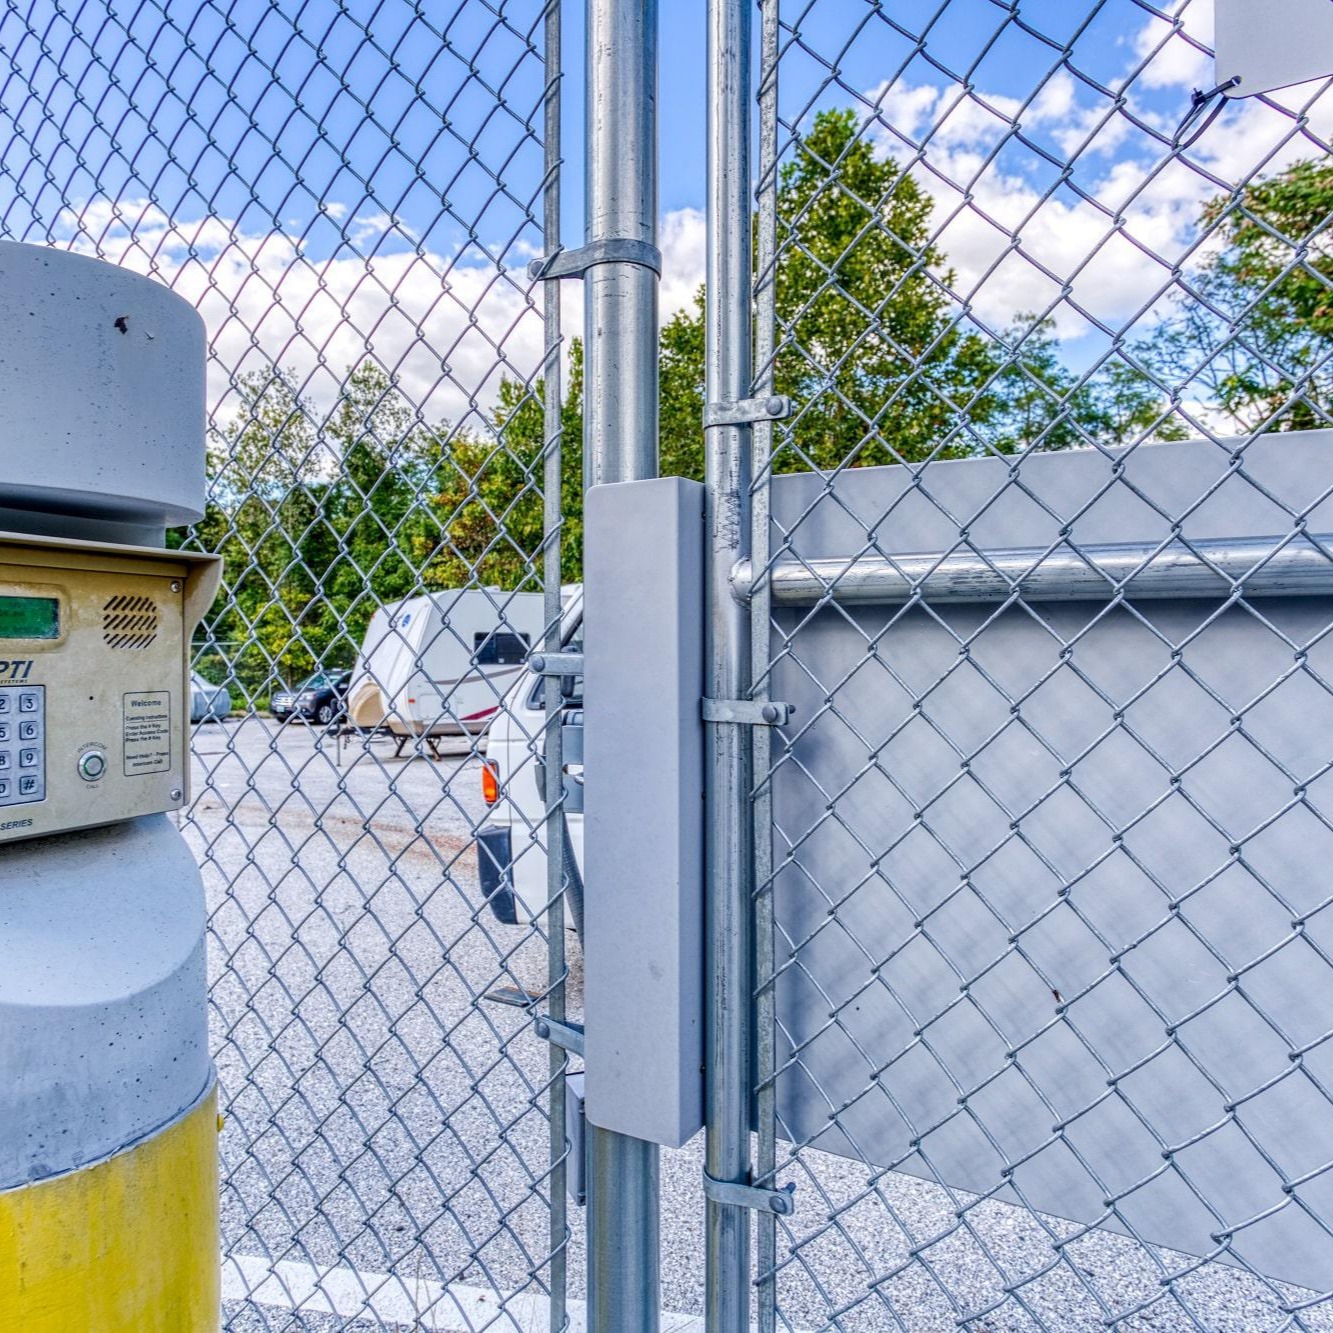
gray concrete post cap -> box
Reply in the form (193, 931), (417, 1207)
(0, 243), (207, 527)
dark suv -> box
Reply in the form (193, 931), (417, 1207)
(271, 670), (352, 726)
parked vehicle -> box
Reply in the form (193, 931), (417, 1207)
(475, 589), (584, 928)
(190, 672), (232, 723)
(270, 669), (352, 726)
(345, 589), (545, 747)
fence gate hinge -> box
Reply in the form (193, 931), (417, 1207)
(534, 1016), (585, 1057)
(528, 239), (663, 282)
(703, 1170), (795, 1216)
(702, 697), (795, 726)
(704, 394), (793, 429)
(528, 651), (585, 677)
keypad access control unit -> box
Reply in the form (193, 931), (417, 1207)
(0, 531), (221, 843)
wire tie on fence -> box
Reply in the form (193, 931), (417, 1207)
(704, 394), (793, 429)
(527, 238), (662, 282)
(703, 1170), (795, 1216)
(702, 697), (795, 726)
(1174, 76), (1240, 149)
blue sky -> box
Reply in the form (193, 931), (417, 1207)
(1, 0), (1329, 424)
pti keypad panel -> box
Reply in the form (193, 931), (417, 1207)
(0, 685), (45, 806)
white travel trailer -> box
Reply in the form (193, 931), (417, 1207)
(346, 589), (545, 750)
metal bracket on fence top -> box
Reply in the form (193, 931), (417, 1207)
(528, 651), (585, 676)
(527, 239), (663, 282)
(703, 394), (792, 429)
(703, 1170), (795, 1216)
(702, 697), (794, 726)
(534, 1016), (585, 1057)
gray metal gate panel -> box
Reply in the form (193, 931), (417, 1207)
(769, 432), (1333, 1289)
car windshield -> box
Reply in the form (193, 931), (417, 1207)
(299, 673), (338, 688)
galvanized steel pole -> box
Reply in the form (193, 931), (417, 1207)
(540, 4), (569, 1330)
(703, 0), (754, 1329)
(584, 0), (659, 491)
(583, 1), (662, 1330)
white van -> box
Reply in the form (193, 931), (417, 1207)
(475, 588), (583, 927)
(346, 589), (545, 747)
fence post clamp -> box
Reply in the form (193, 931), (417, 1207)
(703, 394), (793, 428)
(703, 1170), (795, 1216)
(528, 239), (663, 282)
(534, 1016), (585, 1057)
(702, 697), (794, 726)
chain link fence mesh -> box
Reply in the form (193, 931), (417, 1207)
(0, 2), (572, 1328)
(751, 2), (1333, 1330)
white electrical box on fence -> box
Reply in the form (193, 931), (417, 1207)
(1216, 0), (1333, 97)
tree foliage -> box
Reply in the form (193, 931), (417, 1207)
(1142, 158), (1333, 433)
(192, 108), (1249, 695)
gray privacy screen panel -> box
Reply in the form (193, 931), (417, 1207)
(767, 432), (1333, 1289)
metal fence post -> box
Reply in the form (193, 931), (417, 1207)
(582, 1), (662, 1330)
(703, 0), (754, 1330)
(540, 4), (570, 1331)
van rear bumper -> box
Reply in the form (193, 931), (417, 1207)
(475, 827), (518, 925)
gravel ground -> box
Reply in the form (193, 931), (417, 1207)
(189, 714), (1333, 1332)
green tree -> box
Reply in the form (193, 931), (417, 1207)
(427, 342), (585, 589)
(769, 108), (1000, 468)
(187, 369), (322, 698)
(982, 319), (1186, 454)
(1142, 158), (1333, 433)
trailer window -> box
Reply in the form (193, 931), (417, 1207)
(473, 631), (531, 666)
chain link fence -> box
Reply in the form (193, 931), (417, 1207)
(0, 2), (573, 1328)
(750, 2), (1333, 1330)
(9, 0), (1333, 1329)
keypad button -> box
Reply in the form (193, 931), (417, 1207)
(0, 685), (43, 809)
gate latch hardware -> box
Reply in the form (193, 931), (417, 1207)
(702, 697), (795, 726)
(703, 1170), (795, 1216)
(528, 239), (663, 282)
(528, 652), (585, 677)
(704, 394), (793, 429)
(534, 1016), (585, 1057)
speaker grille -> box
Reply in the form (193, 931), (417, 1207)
(103, 595), (159, 650)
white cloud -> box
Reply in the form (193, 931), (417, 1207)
(49, 200), (706, 435)
(1132, 0), (1214, 91)
(659, 206), (706, 318)
(861, 12), (1333, 345)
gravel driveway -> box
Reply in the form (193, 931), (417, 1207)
(189, 714), (1331, 1332)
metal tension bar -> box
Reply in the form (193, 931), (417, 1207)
(535, 1016), (586, 1058)
(703, 393), (792, 429)
(702, 697), (794, 726)
(528, 652), (585, 677)
(703, 1171), (796, 1217)
(527, 238), (663, 282)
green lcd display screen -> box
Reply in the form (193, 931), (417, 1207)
(0, 596), (59, 640)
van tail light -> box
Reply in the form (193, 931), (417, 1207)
(481, 760), (500, 805)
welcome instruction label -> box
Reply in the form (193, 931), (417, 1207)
(123, 691), (172, 775)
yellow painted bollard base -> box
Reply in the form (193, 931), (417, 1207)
(0, 1084), (220, 1333)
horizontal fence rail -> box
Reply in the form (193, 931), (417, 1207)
(734, 532), (1333, 605)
